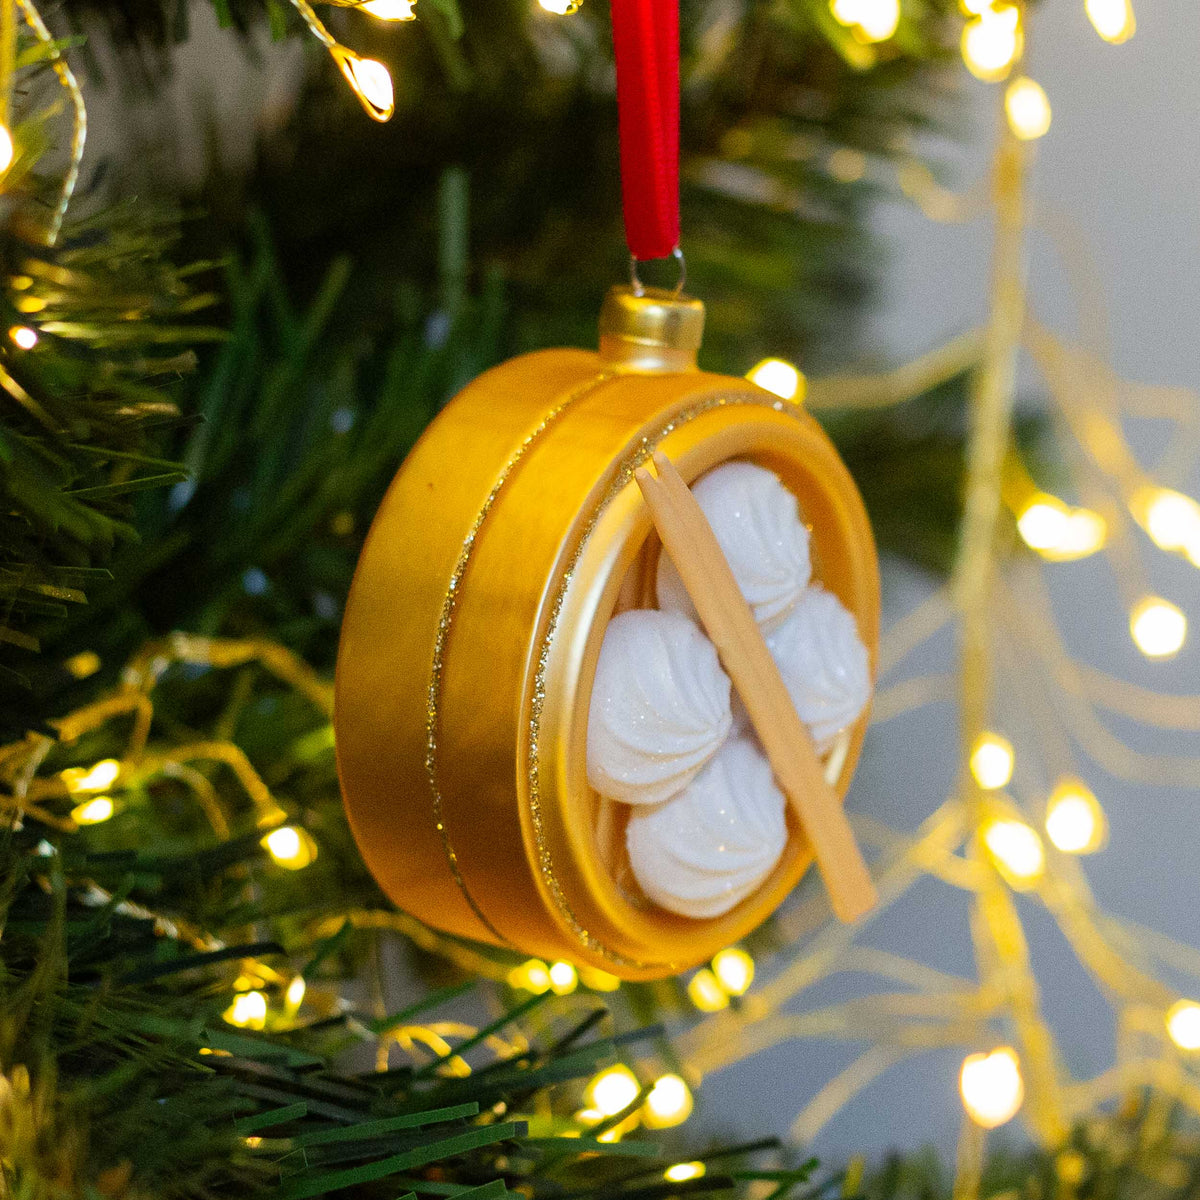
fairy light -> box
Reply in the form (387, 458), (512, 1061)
(332, 47), (396, 122)
(62, 759), (120, 793)
(983, 818), (1046, 889)
(1046, 508), (1106, 561)
(687, 968), (729, 1012)
(224, 990), (268, 1030)
(1130, 596), (1187, 660)
(969, 733), (1013, 790)
(71, 796), (115, 825)
(285, 975), (307, 1010)
(959, 1047), (1024, 1127)
(642, 1074), (694, 1128)
(260, 825), (318, 870)
(586, 1065), (640, 1117)
(664, 1163), (706, 1183)
(1166, 1000), (1200, 1051)
(1017, 493), (1069, 551)
(1085, 0), (1134, 43)
(8, 325), (37, 349)
(0, 124), (13, 174)
(64, 651), (101, 679)
(961, 5), (1022, 82)
(747, 358), (804, 402)
(578, 965), (621, 992)
(1135, 487), (1200, 558)
(548, 960), (578, 995)
(360, 0), (416, 18)
(712, 948), (755, 996)
(537, 0), (582, 13)
(1004, 77), (1051, 141)
(1045, 777), (1107, 854)
(829, 0), (900, 43)
(507, 959), (552, 993)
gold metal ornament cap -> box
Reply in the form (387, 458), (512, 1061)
(599, 285), (706, 374)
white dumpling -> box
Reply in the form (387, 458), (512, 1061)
(626, 738), (787, 919)
(764, 586), (871, 753)
(587, 610), (733, 806)
(656, 461), (811, 633)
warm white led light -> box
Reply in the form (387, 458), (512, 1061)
(747, 358), (803, 401)
(643, 1074), (694, 1128)
(1045, 778), (1106, 854)
(983, 818), (1045, 888)
(1130, 597), (1187, 660)
(586, 1065), (641, 1117)
(1167, 1000), (1200, 1050)
(960, 1047), (1024, 1127)
(712, 948), (755, 996)
(1005, 77), (1051, 141)
(970, 733), (1014, 790)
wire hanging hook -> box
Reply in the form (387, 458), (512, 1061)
(629, 246), (686, 297)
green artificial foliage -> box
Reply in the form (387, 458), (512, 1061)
(0, 33), (223, 682)
(0, 644), (824, 1199)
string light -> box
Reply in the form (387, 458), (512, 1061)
(62, 759), (120, 793)
(1130, 596), (1187, 660)
(537, 0), (582, 12)
(1044, 777), (1107, 854)
(548, 960), (578, 995)
(359, 0), (416, 18)
(507, 959), (552, 993)
(959, 1047), (1024, 1127)
(747, 358), (804, 402)
(961, 5), (1022, 82)
(285, 975), (307, 1010)
(0, 124), (12, 174)
(330, 45), (395, 122)
(224, 990), (268, 1030)
(1015, 493), (1105, 560)
(642, 1074), (694, 1128)
(260, 825), (318, 870)
(711, 947), (755, 996)
(8, 325), (37, 349)
(1166, 1000), (1200, 1051)
(585, 1065), (640, 1117)
(1134, 487), (1200, 560)
(664, 1163), (706, 1183)
(969, 732), (1013, 790)
(687, 968), (730, 1012)
(983, 818), (1045, 889)
(829, 0), (900, 43)
(1085, 0), (1135, 43)
(1048, 508), (1106, 560)
(578, 965), (621, 991)
(63, 650), (101, 679)
(1017, 493), (1069, 551)
(1004, 77), (1051, 141)
(71, 795), (115, 825)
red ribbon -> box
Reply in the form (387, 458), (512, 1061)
(611, 0), (680, 263)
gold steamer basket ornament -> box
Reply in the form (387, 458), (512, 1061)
(335, 287), (880, 980)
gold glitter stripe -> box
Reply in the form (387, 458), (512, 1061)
(526, 392), (813, 969)
(425, 372), (614, 946)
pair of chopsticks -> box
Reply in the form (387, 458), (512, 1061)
(635, 450), (877, 924)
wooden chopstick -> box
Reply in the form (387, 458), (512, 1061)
(635, 450), (877, 924)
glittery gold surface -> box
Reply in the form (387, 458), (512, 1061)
(524, 392), (870, 968)
(338, 349), (879, 976)
(424, 373), (612, 945)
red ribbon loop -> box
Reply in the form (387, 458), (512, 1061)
(611, 0), (680, 263)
